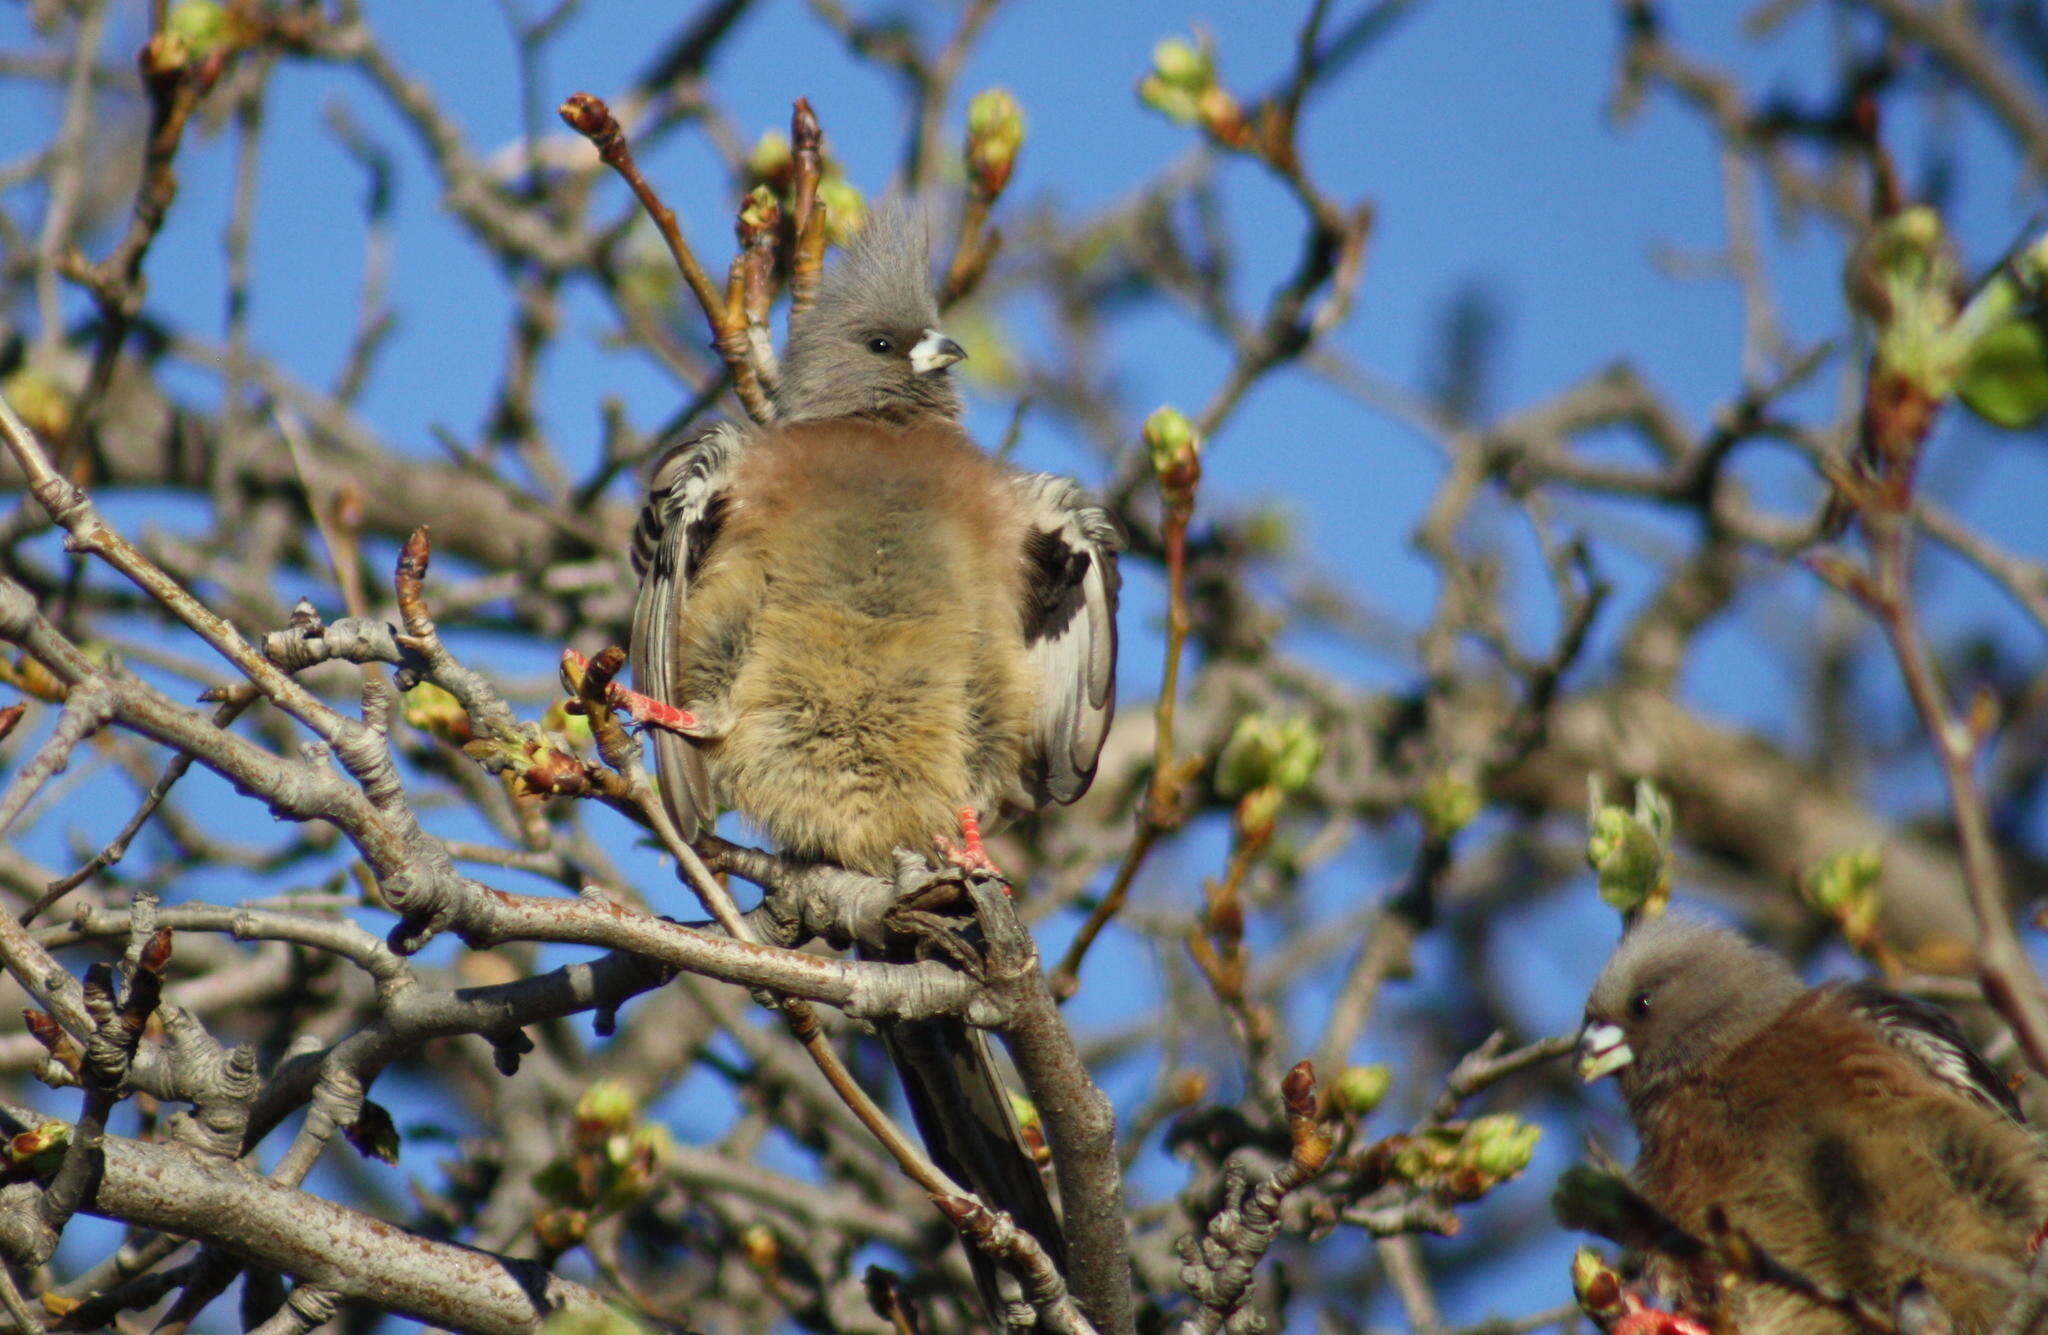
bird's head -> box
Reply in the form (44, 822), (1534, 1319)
(1578, 913), (1803, 1114)
(777, 206), (965, 423)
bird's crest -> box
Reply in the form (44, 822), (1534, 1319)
(812, 202), (939, 332)
(1600, 911), (1773, 988)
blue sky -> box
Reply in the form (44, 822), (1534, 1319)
(5, 0), (2047, 1327)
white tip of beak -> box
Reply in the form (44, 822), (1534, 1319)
(910, 328), (967, 375)
(1575, 1021), (1633, 1083)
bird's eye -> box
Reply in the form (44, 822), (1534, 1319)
(867, 336), (894, 354)
(1628, 991), (1651, 1019)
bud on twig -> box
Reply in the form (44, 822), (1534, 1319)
(1137, 31), (1253, 149)
(787, 98), (828, 316)
(1007, 1090), (1052, 1166)
(0, 367), (74, 444)
(1570, 1246), (1627, 1324)
(1138, 33), (1216, 125)
(573, 1080), (638, 1147)
(816, 176), (866, 246)
(1282, 1060), (1332, 1171)
(557, 92), (619, 154)
(137, 927), (173, 978)
(1417, 770), (1481, 841)
(966, 88), (1026, 199)
(166, 1), (248, 59)
(1381, 1113), (1541, 1201)
(23, 1009), (81, 1078)
(1462, 1112), (1540, 1180)
(401, 682), (473, 745)
(604, 1124), (674, 1205)
(1329, 1064), (1392, 1117)
(141, 30), (192, 82)
(738, 184), (782, 247)
(532, 1206), (589, 1251)
(0, 652), (67, 703)
(1586, 778), (1673, 917)
(747, 130), (793, 189)
(1801, 845), (1884, 953)
(5, 1119), (70, 1179)
(1215, 713), (1321, 798)
(1143, 404), (1201, 495)
(739, 1223), (780, 1270)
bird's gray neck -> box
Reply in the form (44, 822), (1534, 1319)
(780, 398), (960, 429)
(773, 371), (962, 425)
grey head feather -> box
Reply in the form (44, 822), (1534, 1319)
(1584, 912), (1804, 1118)
(777, 204), (963, 423)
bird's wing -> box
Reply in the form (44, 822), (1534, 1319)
(629, 420), (748, 842)
(1006, 472), (1124, 810)
(1835, 979), (2025, 1121)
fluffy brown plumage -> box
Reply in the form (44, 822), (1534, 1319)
(1578, 914), (2048, 1335)
(628, 209), (1121, 1324)
(630, 210), (1120, 873)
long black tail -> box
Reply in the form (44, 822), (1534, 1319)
(880, 1015), (1067, 1326)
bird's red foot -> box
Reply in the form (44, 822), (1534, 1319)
(606, 685), (700, 735)
(2030, 1217), (2048, 1257)
(936, 807), (1006, 885)
(1610, 1295), (1710, 1335)
(561, 650), (700, 735)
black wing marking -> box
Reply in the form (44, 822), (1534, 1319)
(1836, 979), (2025, 1121)
(1006, 472), (1124, 809)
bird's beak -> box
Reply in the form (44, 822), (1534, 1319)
(909, 328), (967, 375)
(1575, 1021), (1633, 1083)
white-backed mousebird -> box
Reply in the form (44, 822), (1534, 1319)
(629, 207), (1122, 1324)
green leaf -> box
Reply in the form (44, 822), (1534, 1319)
(1958, 316), (2048, 429)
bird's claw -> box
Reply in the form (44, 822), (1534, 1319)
(889, 852), (972, 915)
(603, 685), (708, 736)
(882, 908), (988, 980)
(561, 650), (706, 736)
(883, 851), (992, 977)
(935, 807), (1008, 889)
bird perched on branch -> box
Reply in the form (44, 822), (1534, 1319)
(1576, 913), (2048, 1335)
(629, 207), (1121, 1323)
